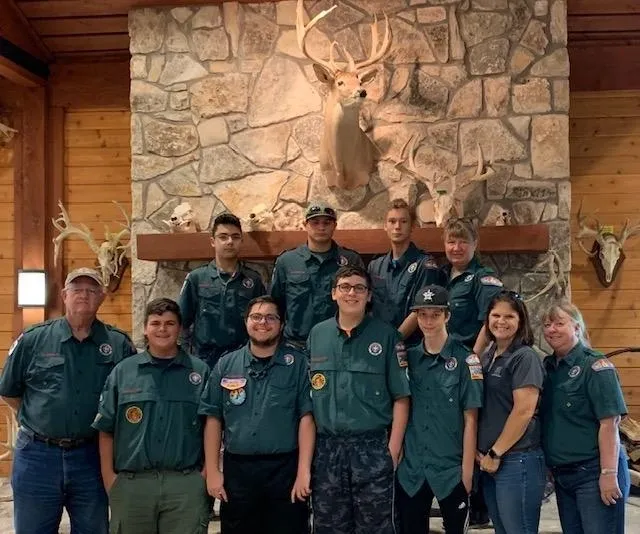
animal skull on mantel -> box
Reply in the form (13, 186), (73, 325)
(575, 200), (640, 287)
(296, 0), (391, 190)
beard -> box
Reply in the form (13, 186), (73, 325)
(249, 332), (280, 348)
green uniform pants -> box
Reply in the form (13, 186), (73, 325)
(108, 470), (209, 534)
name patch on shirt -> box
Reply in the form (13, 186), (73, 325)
(591, 359), (615, 372)
(221, 377), (248, 390)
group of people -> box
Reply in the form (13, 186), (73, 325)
(0, 199), (630, 534)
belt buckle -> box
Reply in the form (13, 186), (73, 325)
(57, 438), (74, 448)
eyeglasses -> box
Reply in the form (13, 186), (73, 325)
(306, 206), (336, 218)
(336, 283), (369, 295)
(248, 313), (281, 324)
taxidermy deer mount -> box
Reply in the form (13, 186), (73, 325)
(576, 199), (640, 287)
(52, 200), (131, 292)
(296, 0), (391, 190)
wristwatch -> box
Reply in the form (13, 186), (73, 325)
(488, 448), (502, 460)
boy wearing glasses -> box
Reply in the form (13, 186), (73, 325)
(308, 265), (410, 534)
(270, 201), (363, 350)
(200, 296), (314, 534)
(179, 213), (265, 368)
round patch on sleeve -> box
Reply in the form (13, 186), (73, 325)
(125, 406), (143, 424)
(311, 373), (327, 390)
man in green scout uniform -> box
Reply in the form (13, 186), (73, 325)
(93, 298), (210, 534)
(308, 265), (410, 534)
(396, 285), (483, 534)
(179, 212), (265, 368)
(200, 295), (313, 534)
(270, 201), (363, 349)
(368, 199), (444, 345)
(0, 267), (136, 534)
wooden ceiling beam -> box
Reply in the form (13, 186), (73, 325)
(31, 16), (129, 37)
(0, 1), (51, 60)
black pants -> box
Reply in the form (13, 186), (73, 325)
(221, 450), (309, 534)
(396, 479), (469, 534)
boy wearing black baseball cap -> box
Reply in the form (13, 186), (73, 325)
(395, 285), (484, 534)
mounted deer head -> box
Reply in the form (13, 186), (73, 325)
(576, 200), (640, 287)
(400, 137), (495, 227)
(52, 200), (131, 292)
(296, 0), (391, 190)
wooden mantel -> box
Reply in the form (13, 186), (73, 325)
(136, 224), (549, 262)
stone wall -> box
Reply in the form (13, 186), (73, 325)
(129, 0), (570, 347)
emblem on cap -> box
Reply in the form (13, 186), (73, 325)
(338, 255), (348, 266)
(408, 262), (417, 274)
(423, 289), (434, 301)
(311, 373), (326, 390)
(242, 278), (254, 289)
(445, 358), (458, 371)
(99, 343), (113, 356)
(368, 342), (383, 356)
(189, 372), (202, 385)
(568, 366), (581, 378)
(284, 354), (295, 366)
(229, 388), (247, 406)
(125, 406), (143, 424)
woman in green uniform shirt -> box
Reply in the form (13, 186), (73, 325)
(540, 300), (629, 534)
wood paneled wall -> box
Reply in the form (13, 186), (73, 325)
(570, 90), (640, 419)
(63, 108), (131, 332)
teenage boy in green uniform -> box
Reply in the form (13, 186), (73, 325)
(270, 202), (363, 349)
(368, 199), (444, 344)
(179, 213), (265, 368)
(200, 296), (313, 534)
(308, 265), (410, 534)
(396, 285), (483, 534)
(93, 298), (210, 534)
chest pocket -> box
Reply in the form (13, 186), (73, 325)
(94, 357), (115, 393)
(309, 358), (336, 397)
(346, 359), (387, 404)
(450, 281), (475, 317)
(558, 381), (587, 414)
(31, 356), (65, 392)
(118, 390), (157, 406)
(165, 388), (202, 428)
(288, 274), (311, 303)
(438, 373), (461, 410)
(268, 368), (297, 410)
(198, 284), (222, 314)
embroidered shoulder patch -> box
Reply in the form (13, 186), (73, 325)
(591, 359), (615, 372)
(7, 333), (23, 357)
(469, 365), (483, 380)
(480, 276), (503, 287)
(395, 342), (408, 368)
(466, 354), (481, 366)
(221, 377), (248, 390)
(424, 258), (438, 269)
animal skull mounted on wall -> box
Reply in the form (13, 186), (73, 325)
(164, 202), (202, 233)
(296, 0), (391, 190)
(575, 200), (640, 287)
(52, 200), (131, 292)
(0, 118), (17, 146)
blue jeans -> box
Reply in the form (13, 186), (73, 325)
(11, 427), (108, 534)
(481, 448), (546, 534)
(553, 453), (630, 534)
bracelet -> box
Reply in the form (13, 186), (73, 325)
(600, 468), (618, 476)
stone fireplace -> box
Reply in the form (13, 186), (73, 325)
(129, 0), (570, 348)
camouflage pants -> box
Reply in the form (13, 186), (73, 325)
(312, 431), (395, 534)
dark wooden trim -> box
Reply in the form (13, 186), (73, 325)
(136, 225), (550, 262)
(1, 0), (51, 60)
(0, 36), (48, 80)
(45, 106), (65, 319)
(12, 107), (23, 338)
(569, 42), (640, 91)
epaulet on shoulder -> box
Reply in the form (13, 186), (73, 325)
(240, 263), (262, 278)
(275, 246), (299, 260)
(339, 245), (361, 257)
(23, 318), (57, 334)
(105, 324), (134, 341)
(282, 340), (307, 355)
(584, 347), (606, 361)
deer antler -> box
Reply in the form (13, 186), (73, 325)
(575, 199), (604, 257)
(524, 250), (567, 303)
(296, 0), (339, 73)
(0, 121), (17, 140)
(0, 412), (18, 461)
(345, 13), (392, 72)
(52, 200), (101, 266)
(618, 219), (640, 245)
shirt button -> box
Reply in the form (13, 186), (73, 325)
(449, 398), (453, 403)
(566, 402), (571, 407)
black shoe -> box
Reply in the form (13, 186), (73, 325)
(469, 512), (491, 529)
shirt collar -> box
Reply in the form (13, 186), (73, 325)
(332, 313), (371, 338)
(298, 242), (339, 262)
(443, 255), (483, 277)
(240, 343), (290, 368)
(138, 347), (192, 368)
(552, 342), (584, 369)
(59, 317), (109, 346)
(386, 242), (420, 271)
(208, 260), (250, 281)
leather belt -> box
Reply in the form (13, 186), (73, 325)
(33, 433), (95, 449)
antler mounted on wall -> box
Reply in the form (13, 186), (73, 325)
(575, 199), (640, 287)
(52, 200), (131, 292)
(296, 0), (392, 190)
(399, 137), (495, 227)
(524, 250), (568, 302)
(0, 117), (18, 146)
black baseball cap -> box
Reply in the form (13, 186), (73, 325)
(411, 285), (449, 310)
(304, 201), (337, 221)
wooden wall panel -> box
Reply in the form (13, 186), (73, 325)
(63, 109), (131, 333)
(570, 90), (640, 420)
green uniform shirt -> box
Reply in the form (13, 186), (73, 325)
(92, 349), (210, 472)
(308, 315), (410, 436)
(178, 261), (265, 357)
(368, 243), (445, 344)
(0, 318), (135, 440)
(398, 338), (483, 499)
(443, 257), (504, 349)
(270, 242), (364, 343)
(541, 343), (627, 467)
(198, 343), (311, 455)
